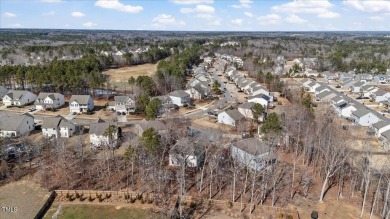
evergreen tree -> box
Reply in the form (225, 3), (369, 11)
(251, 103), (265, 122)
(261, 112), (282, 134)
(145, 98), (161, 120)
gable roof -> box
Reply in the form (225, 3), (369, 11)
(137, 119), (166, 131)
(374, 89), (388, 96)
(238, 102), (255, 110)
(4, 90), (32, 100)
(42, 116), (74, 129)
(231, 138), (270, 156)
(381, 129), (390, 140)
(0, 114), (33, 131)
(307, 81), (317, 87)
(170, 138), (203, 156)
(224, 109), (245, 121)
(168, 90), (190, 98)
(331, 96), (344, 103)
(317, 90), (335, 99)
(373, 121), (390, 130)
(315, 85), (328, 92)
(0, 86), (8, 99)
(352, 108), (371, 118)
(114, 95), (135, 103)
(70, 95), (92, 104)
(89, 122), (116, 136)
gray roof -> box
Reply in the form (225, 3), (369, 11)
(317, 90), (335, 99)
(0, 114), (33, 131)
(381, 129), (390, 140)
(231, 138), (270, 155)
(335, 101), (348, 108)
(307, 81), (317, 87)
(168, 90), (189, 98)
(315, 85), (327, 92)
(374, 89), (387, 96)
(352, 108), (370, 118)
(89, 122), (116, 136)
(5, 90), (32, 100)
(373, 121), (390, 130)
(300, 78), (310, 84)
(192, 84), (208, 94)
(331, 96), (344, 103)
(351, 81), (365, 87)
(137, 120), (166, 132)
(170, 138), (203, 156)
(70, 95), (92, 104)
(0, 86), (8, 99)
(238, 102), (255, 110)
(37, 92), (62, 101)
(42, 116), (74, 129)
(225, 109), (245, 121)
(114, 95), (135, 103)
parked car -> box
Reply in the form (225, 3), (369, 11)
(28, 107), (36, 112)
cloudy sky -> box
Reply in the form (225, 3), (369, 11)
(1, 0), (390, 31)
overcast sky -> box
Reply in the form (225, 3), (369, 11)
(1, 0), (390, 31)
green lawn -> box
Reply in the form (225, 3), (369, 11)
(44, 204), (164, 219)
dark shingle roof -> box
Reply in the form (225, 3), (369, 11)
(238, 102), (255, 110)
(352, 108), (370, 118)
(373, 121), (390, 130)
(70, 95), (92, 105)
(168, 90), (190, 98)
(225, 109), (245, 121)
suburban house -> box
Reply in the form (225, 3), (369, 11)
(35, 92), (65, 110)
(305, 69), (319, 77)
(372, 120), (390, 138)
(342, 79), (355, 89)
(322, 72), (338, 82)
(300, 78), (313, 88)
(0, 114), (34, 138)
(188, 84), (210, 99)
(230, 138), (272, 171)
(2, 90), (37, 106)
(42, 116), (76, 138)
(168, 90), (191, 107)
(0, 86), (8, 100)
(339, 72), (354, 82)
(351, 108), (380, 126)
(339, 103), (358, 119)
(69, 95), (94, 113)
(218, 109), (245, 126)
(135, 119), (167, 136)
(307, 82), (321, 93)
(370, 89), (390, 102)
(316, 90), (337, 102)
(251, 86), (270, 97)
(349, 81), (366, 94)
(248, 94), (270, 108)
(314, 85), (330, 95)
(355, 74), (373, 83)
(108, 95), (136, 114)
(238, 102), (264, 121)
(374, 75), (389, 84)
(331, 96), (345, 105)
(362, 86), (378, 98)
(169, 138), (204, 168)
(379, 129), (390, 151)
(89, 122), (119, 148)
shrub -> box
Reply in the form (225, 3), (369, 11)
(278, 213), (284, 219)
(190, 202), (197, 209)
(136, 194), (142, 200)
(227, 201), (233, 209)
(75, 192), (80, 199)
(88, 196), (94, 202)
(287, 215), (293, 219)
(105, 193), (111, 199)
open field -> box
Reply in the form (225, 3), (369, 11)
(0, 180), (50, 219)
(43, 204), (163, 219)
(103, 63), (158, 84)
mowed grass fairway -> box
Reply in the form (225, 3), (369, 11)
(103, 63), (158, 83)
(44, 204), (164, 219)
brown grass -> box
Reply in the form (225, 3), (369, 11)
(103, 63), (158, 83)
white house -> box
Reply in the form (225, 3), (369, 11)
(108, 95), (136, 114)
(339, 104), (358, 119)
(307, 82), (321, 93)
(42, 116), (76, 138)
(218, 109), (245, 126)
(168, 90), (191, 107)
(89, 122), (119, 149)
(372, 121), (390, 138)
(69, 95), (94, 113)
(305, 69), (319, 77)
(169, 138), (204, 168)
(331, 96), (345, 105)
(35, 93), (65, 110)
(355, 74), (373, 83)
(349, 81), (366, 93)
(322, 72), (338, 82)
(362, 86), (379, 98)
(351, 108), (380, 127)
(0, 114), (34, 138)
(251, 86), (270, 97)
(314, 85), (330, 95)
(231, 138), (271, 171)
(188, 84), (210, 100)
(339, 72), (353, 82)
(2, 90), (37, 106)
(237, 102), (264, 121)
(371, 89), (390, 102)
(248, 94), (270, 108)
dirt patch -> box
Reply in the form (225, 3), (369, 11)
(103, 63), (158, 83)
(0, 180), (50, 219)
